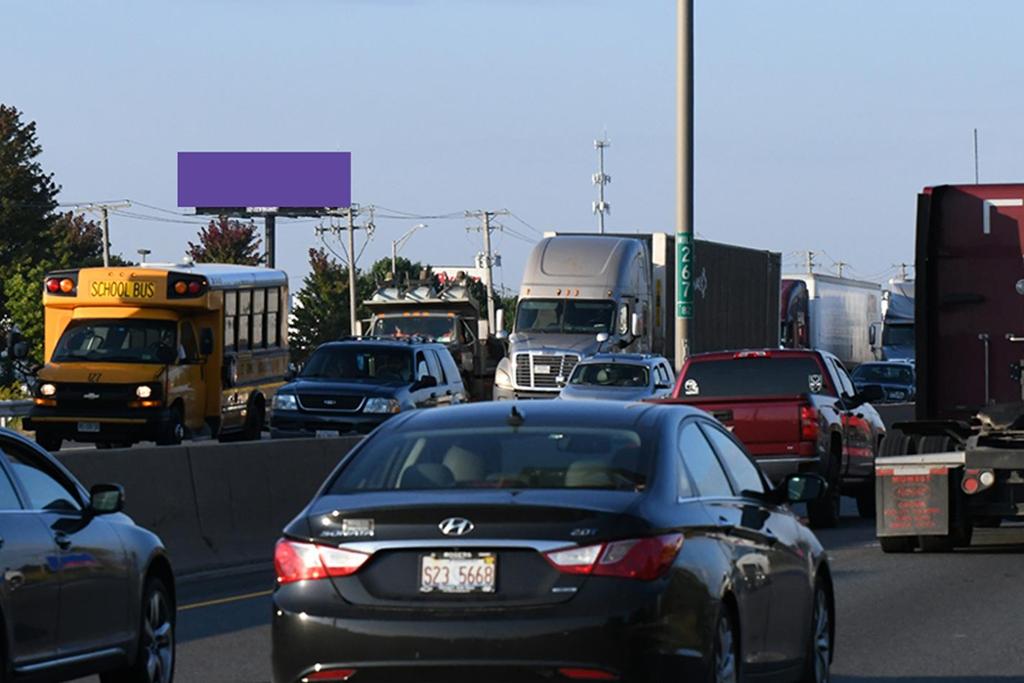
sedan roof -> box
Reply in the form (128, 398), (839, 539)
(395, 399), (704, 432)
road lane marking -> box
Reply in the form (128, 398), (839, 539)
(178, 589), (273, 611)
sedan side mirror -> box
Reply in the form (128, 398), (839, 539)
(781, 473), (828, 504)
(12, 341), (28, 360)
(89, 483), (124, 515)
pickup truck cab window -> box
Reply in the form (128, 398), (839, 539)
(682, 356), (834, 398)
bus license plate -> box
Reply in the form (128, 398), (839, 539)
(78, 422), (100, 433)
(419, 552), (496, 593)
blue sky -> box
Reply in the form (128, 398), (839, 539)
(2, 0), (1021, 290)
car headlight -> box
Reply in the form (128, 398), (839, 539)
(495, 366), (513, 389)
(136, 385), (153, 399)
(273, 393), (298, 411)
(39, 383), (57, 397)
(364, 397), (401, 414)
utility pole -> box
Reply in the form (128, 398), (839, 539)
(593, 137), (611, 234)
(835, 261), (848, 278)
(466, 210), (509, 334)
(675, 0), (694, 371)
(896, 262), (910, 280)
(805, 250), (816, 274)
(76, 201), (131, 267)
(317, 204), (370, 336)
(974, 128), (980, 184)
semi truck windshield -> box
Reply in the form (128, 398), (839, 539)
(515, 299), (615, 334)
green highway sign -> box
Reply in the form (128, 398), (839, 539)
(676, 233), (693, 319)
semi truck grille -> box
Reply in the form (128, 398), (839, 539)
(297, 394), (365, 412)
(513, 353), (580, 390)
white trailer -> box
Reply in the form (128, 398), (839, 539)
(782, 273), (882, 368)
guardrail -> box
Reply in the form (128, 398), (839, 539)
(0, 399), (32, 428)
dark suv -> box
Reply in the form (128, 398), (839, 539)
(270, 339), (466, 438)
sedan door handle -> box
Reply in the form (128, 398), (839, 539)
(53, 532), (72, 551)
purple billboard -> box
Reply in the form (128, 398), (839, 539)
(177, 152), (351, 209)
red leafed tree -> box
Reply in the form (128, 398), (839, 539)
(187, 216), (265, 265)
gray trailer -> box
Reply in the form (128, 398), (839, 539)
(493, 232), (780, 400)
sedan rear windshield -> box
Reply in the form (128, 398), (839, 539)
(329, 426), (651, 492)
(852, 364), (913, 385)
(681, 357), (831, 398)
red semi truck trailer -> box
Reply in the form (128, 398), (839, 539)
(876, 183), (1024, 552)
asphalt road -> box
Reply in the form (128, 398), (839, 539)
(73, 500), (1024, 683)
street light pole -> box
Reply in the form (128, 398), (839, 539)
(675, 0), (694, 371)
(391, 223), (428, 277)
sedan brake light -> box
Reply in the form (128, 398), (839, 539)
(543, 534), (683, 581)
(274, 539), (370, 584)
(558, 668), (619, 680)
(302, 669), (357, 682)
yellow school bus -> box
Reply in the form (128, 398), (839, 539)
(24, 263), (289, 450)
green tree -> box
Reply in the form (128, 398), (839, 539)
(0, 104), (60, 314)
(187, 216), (265, 265)
(290, 249), (362, 361)
(5, 212), (125, 363)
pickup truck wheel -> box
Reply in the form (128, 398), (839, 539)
(855, 487), (876, 518)
(879, 536), (916, 553)
(808, 448), (842, 529)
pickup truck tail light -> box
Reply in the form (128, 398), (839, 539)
(800, 405), (820, 442)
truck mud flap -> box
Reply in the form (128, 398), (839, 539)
(876, 464), (957, 537)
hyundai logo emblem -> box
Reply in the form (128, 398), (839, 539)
(438, 517), (474, 537)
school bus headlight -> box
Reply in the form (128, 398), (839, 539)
(273, 394), (299, 411)
(136, 385), (153, 399)
(39, 383), (57, 397)
(364, 398), (401, 414)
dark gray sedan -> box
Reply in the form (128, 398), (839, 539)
(272, 400), (834, 683)
(0, 428), (175, 683)
(558, 353), (676, 402)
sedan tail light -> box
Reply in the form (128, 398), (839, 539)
(302, 669), (357, 682)
(558, 668), (619, 680)
(544, 534), (683, 581)
(274, 539), (370, 584)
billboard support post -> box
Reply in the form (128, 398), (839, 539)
(264, 215), (276, 268)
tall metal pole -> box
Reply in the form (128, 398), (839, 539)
(101, 207), (111, 267)
(674, 0), (694, 371)
(347, 208), (358, 336)
(593, 137), (611, 234)
(482, 212), (496, 333)
(974, 128), (980, 184)
(264, 215), (276, 268)
(391, 242), (398, 278)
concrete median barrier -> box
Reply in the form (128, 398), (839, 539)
(57, 436), (361, 575)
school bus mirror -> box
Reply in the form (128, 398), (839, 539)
(200, 328), (215, 356)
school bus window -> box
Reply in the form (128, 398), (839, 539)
(239, 290), (252, 315)
(224, 315), (236, 351)
(252, 311), (265, 348)
(267, 312), (279, 347)
(225, 291), (237, 316)
(254, 288), (266, 315)
(237, 312), (251, 350)
(268, 288), (280, 313)
(181, 321), (199, 361)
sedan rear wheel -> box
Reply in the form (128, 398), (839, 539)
(101, 578), (175, 683)
(711, 607), (739, 683)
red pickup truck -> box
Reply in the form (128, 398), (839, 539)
(659, 348), (886, 528)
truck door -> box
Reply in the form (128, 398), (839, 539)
(827, 358), (875, 479)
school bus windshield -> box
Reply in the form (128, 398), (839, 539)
(51, 319), (178, 364)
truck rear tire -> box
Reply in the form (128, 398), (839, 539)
(879, 429), (917, 457)
(35, 431), (62, 453)
(918, 435), (955, 454)
(880, 536), (916, 553)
